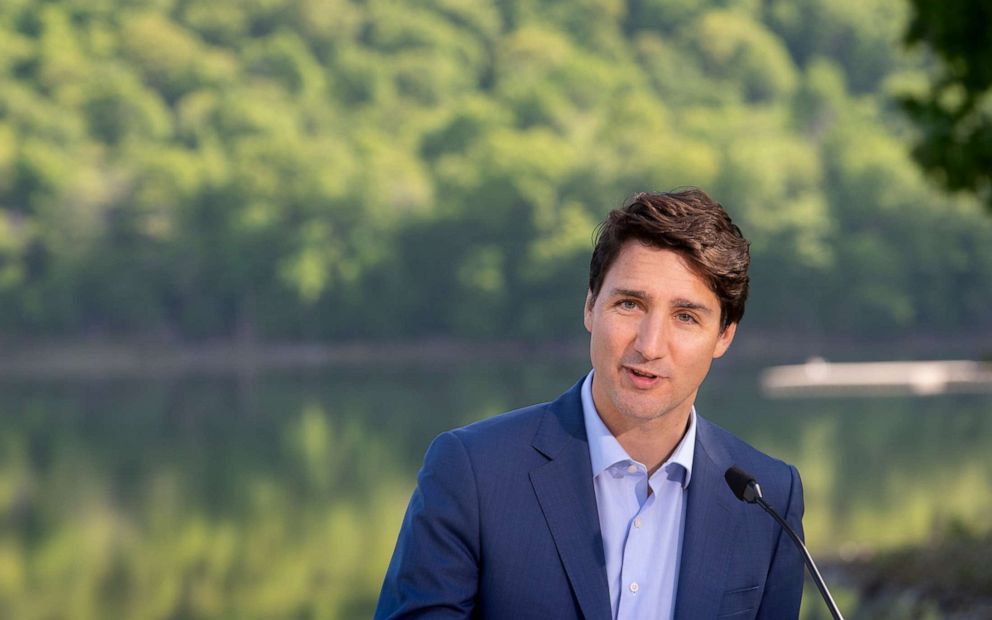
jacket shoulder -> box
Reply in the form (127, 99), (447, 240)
(698, 416), (795, 470)
(446, 400), (551, 455)
(696, 416), (801, 503)
(451, 377), (583, 445)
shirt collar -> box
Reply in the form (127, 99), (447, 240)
(580, 370), (696, 488)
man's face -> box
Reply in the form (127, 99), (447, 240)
(584, 242), (736, 431)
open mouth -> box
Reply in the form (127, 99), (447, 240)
(628, 368), (657, 379)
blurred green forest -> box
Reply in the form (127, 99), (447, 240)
(901, 0), (992, 212)
(2, 0), (992, 343)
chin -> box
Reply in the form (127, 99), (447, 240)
(615, 400), (670, 422)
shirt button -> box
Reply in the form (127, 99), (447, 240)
(629, 582), (639, 593)
(634, 517), (642, 528)
(627, 464), (637, 474)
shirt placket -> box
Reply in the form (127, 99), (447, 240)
(617, 463), (655, 618)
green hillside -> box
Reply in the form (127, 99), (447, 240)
(1, 0), (991, 342)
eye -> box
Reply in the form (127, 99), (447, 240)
(676, 312), (697, 324)
(618, 299), (639, 311)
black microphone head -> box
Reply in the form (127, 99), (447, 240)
(725, 466), (762, 503)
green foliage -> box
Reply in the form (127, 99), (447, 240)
(0, 0), (990, 341)
(900, 0), (992, 212)
(765, 0), (904, 93)
(691, 10), (798, 103)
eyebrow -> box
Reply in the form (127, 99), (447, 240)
(671, 298), (714, 315)
(609, 288), (714, 315)
(610, 288), (649, 301)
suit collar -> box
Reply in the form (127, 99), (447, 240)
(530, 380), (613, 620)
(531, 378), (589, 459)
(530, 381), (744, 620)
(674, 416), (743, 619)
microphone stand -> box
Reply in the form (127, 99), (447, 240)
(725, 466), (844, 620)
(754, 496), (844, 620)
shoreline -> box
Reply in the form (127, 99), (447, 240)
(1, 332), (990, 379)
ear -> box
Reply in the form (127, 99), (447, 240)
(583, 291), (594, 333)
(712, 322), (737, 359)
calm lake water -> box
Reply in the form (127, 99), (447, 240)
(3, 358), (991, 618)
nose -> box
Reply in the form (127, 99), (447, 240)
(634, 312), (667, 361)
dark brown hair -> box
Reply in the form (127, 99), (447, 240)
(588, 188), (750, 329)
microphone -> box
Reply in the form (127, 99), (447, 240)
(724, 466), (844, 620)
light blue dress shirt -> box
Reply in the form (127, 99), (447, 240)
(581, 371), (695, 620)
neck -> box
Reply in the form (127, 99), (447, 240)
(603, 407), (692, 475)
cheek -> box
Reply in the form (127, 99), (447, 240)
(686, 346), (718, 375)
(590, 323), (620, 363)
(595, 317), (626, 348)
(591, 327), (612, 356)
(667, 342), (707, 374)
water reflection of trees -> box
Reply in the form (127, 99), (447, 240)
(1, 375), (413, 618)
(705, 381), (992, 552)
(1, 363), (990, 617)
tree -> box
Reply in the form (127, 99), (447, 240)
(901, 0), (992, 212)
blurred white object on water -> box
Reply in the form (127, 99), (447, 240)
(760, 358), (992, 397)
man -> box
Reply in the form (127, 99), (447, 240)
(376, 189), (805, 619)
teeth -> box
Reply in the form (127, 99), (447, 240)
(632, 369), (655, 378)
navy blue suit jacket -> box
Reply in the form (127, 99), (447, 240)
(376, 379), (805, 619)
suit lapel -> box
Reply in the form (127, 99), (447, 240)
(530, 384), (612, 620)
(674, 418), (742, 620)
